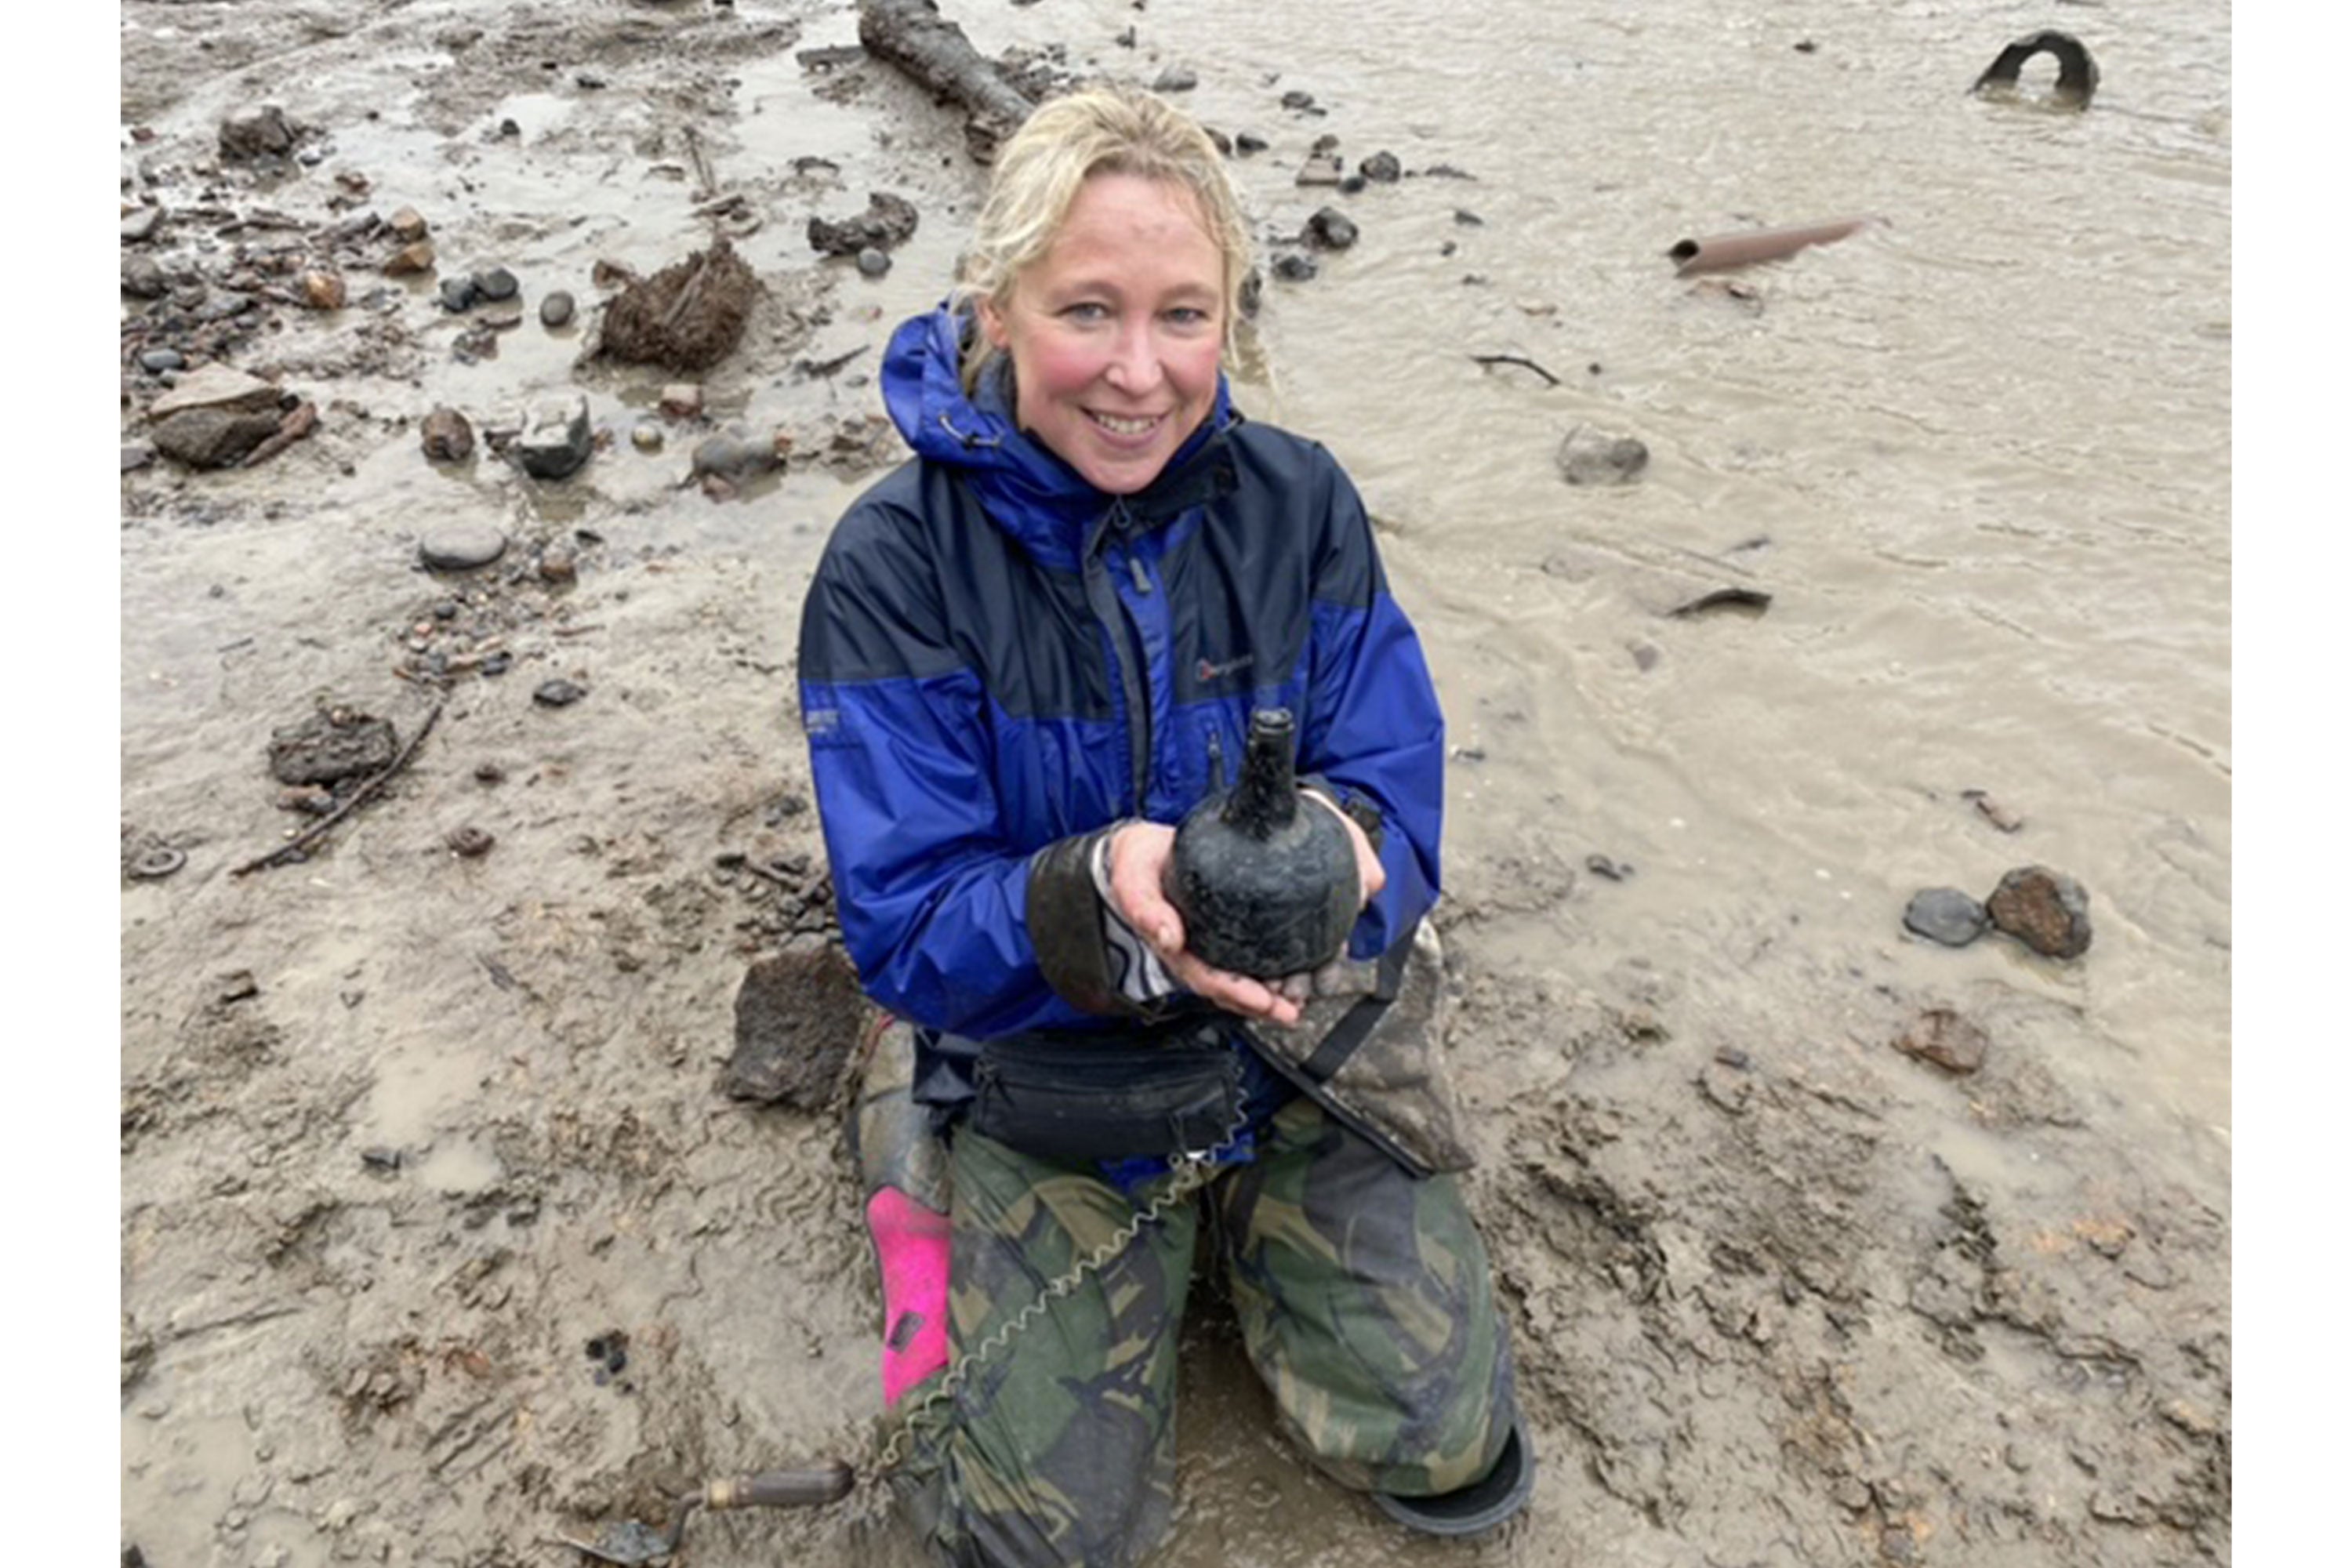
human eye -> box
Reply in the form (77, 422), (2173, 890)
(1164, 305), (1215, 329)
(1059, 300), (1111, 323)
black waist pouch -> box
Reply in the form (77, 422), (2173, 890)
(967, 1029), (1243, 1164)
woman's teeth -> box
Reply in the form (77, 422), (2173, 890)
(1091, 412), (1156, 435)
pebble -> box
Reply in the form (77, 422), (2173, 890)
(122, 441), (157, 472)
(1359, 151), (1402, 183)
(1895, 1007), (1989, 1075)
(438, 276), (477, 312)
(219, 104), (296, 160)
(420, 407), (475, 462)
(445, 826), (495, 858)
(1902, 887), (1988, 946)
(1152, 65), (1199, 93)
(383, 239), (436, 276)
(660, 383), (704, 419)
(1235, 132), (1269, 154)
(1305, 207), (1359, 250)
(474, 266), (518, 301)
(389, 207), (429, 242)
(1279, 89), (1317, 111)
(1272, 254), (1319, 281)
(122, 206), (164, 242)
(418, 524), (508, 571)
(515, 395), (593, 480)
(534, 679), (587, 708)
(539, 289), (575, 328)
(151, 407), (281, 469)
(140, 349), (186, 374)
(300, 270), (347, 310)
(122, 255), (169, 298)
(1295, 154), (1345, 187)
(855, 246), (891, 278)
(150, 363), (281, 419)
(631, 422), (664, 452)
(538, 548), (577, 584)
(1556, 425), (1650, 486)
(1987, 866), (2093, 959)
(691, 430), (780, 481)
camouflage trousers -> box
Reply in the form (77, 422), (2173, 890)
(890, 1095), (1519, 1568)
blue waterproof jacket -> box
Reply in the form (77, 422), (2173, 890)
(797, 305), (1444, 1053)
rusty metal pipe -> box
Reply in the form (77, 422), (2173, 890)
(1667, 217), (1883, 278)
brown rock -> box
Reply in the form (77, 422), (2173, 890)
(1895, 1008), (1989, 1075)
(538, 549), (577, 585)
(660, 383), (703, 419)
(151, 408), (285, 469)
(389, 207), (429, 242)
(383, 239), (437, 276)
(420, 407), (474, 462)
(1986, 865), (2093, 959)
(269, 710), (397, 787)
(721, 946), (865, 1107)
(299, 270), (347, 310)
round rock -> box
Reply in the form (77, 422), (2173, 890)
(1903, 887), (1988, 947)
(438, 275), (477, 313)
(419, 524), (508, 572)
(474, 266), (519, 301)
(1305, 207), (1359, 250)
(539, 289), (575, 328)
(631, 421), (664, 452)
(1986, 866), (2093, 959)
(140, 349), (186, 374)
(855, 246), (891, 278)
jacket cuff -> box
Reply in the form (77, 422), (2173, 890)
(1027, 826), (1175, 1018)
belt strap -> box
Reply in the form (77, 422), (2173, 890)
(1294, 922), (1416, 1083)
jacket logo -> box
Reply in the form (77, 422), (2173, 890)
(1195, 653), (1255, 684)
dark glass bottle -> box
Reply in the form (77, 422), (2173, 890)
(1162, 710), (1360, 978)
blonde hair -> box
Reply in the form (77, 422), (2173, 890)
(953, 85), (1254, 394)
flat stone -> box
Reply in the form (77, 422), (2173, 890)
(149, 364), (281, 420)
(269, 710), (397, 787)
(150, 408), (282, 469)
(516, 395), (593, 480)
(139, 349), (186, 374)
(1296, 154), (1345, 187)
(1896, 1007), (1990, 1075)
(539, 290), (575, 328)
(474, 266), (518, 301)
(419, 524), (507, 572)
(122, 206), (164, 242)
(690, 431), (778, 481)
(1903, 887), (1988, 946)
(533, 679), (587, 708)
(1987, 866), (2093, 959)
(122, 441), (157, 472)
(1152, 65), (1199, 93)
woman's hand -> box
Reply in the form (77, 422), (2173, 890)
(1104, 798), (1385, 1028)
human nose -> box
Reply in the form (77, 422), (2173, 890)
(1102, 318), (1163, 393)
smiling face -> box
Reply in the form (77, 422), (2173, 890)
(977, 172), (1226, 495)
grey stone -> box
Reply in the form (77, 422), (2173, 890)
(1272, 254), (1319, 282)
(1557, 425), (1650, 486)
(140, 349), (187, 374)
(122, 256), (169, 299)
(439, 276), (477, 313)
(1152, 65), (1199, 93)
(219, 106), (296, 161)
(1903, 887), (1988, 946)
(539, 290), (575, 328)
(122, 442), (156, 473)
(150, 408), (282, 469)
(150, 364), (281, 420)
(690, 431), (778, 481)
(474, 266), (518, 301)
(122, 206), (164, 243)
(855, 246), (891, 278)
(1296, 154), (1345, 187)
(516, 396), (593, 480)
(1987, 866), (2093, 959)
(533, 679), (587, 708)
(269, 711), (397, 787)
(419, 524), (507, 572)
(1360, 151), (1402, 183)
(1236, 132), (1269, 154)
(1305, 207), (1358, 250)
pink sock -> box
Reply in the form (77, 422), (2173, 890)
(866, 1187), (952, 1408)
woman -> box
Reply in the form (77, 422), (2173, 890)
(799, 85), (1526, 1566)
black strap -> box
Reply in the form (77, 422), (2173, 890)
(1294, 923), (1415, 1084)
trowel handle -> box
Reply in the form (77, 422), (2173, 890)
(701, 1462), (856, 1511)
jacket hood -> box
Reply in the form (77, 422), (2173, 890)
(879, 303), (1236, 567)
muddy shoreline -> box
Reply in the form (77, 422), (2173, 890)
(120, 5), (2227, 1566)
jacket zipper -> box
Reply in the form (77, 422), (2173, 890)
(1089, 499), (1155, 812)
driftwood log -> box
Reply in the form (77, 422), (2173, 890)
(858, 0), (1034, 162)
